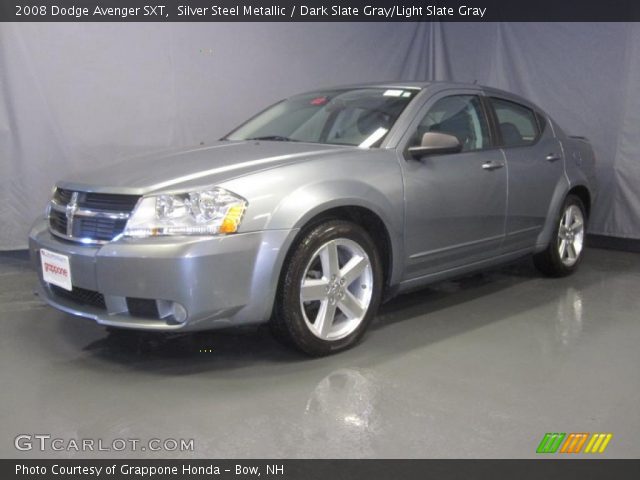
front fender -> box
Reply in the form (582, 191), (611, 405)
(220, 152), (405, 286)
(267, 179), (405, 286)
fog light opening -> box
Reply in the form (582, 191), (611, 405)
(172, 303), (188, 324)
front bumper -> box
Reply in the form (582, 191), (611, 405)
(29, 217), (296, 331)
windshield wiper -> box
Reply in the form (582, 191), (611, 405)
(248, 135), (298, 142)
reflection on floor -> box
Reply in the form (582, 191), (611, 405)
(0, 248), (638, 458)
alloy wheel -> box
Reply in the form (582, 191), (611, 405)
(557, 204), (585, 267)
(299, 238), (374, 341)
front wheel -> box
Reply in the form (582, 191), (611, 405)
(271, 220), (383, 356)
(534, 195), (587, 277)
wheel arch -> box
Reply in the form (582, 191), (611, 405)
(534, 181), (591, 253)
(288, 205), (395, 293)
(567, 184), (591, 219)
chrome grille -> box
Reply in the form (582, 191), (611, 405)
(53, 188), (73, 205)
(48, 188), (140, 244)
(49, 209), (68, 233)
(82, 192), (140, 211)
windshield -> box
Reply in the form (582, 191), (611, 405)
(225, 88), (419, 148)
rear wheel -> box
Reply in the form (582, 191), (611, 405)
(534, 195), (587, 277)
(271, 220), (383, 356)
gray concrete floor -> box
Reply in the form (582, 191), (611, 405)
(0, 248), (638, 459)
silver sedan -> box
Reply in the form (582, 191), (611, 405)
(29, 82), (596, 355)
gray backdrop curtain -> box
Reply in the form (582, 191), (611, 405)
(1, 22), (638, 249)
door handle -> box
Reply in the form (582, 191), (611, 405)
(482, 161), (505, 171)
(546, 153), (562, 162)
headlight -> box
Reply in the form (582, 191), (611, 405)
(123, 187), (247, 237)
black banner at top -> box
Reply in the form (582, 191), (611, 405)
(1, 0), (640, 22)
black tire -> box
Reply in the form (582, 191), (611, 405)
(534, 194), (587, 277)
(271, 220), (383, 356)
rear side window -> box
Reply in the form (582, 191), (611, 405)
(490, 98), (540, 147)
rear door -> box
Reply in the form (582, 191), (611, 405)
(487, 96), (564, 252)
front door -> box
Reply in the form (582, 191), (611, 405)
(400, 92), (507, 279)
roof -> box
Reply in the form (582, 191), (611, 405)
(288, 81), (544, 114)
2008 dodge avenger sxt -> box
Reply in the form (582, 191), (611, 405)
(29, 82), (596, 355)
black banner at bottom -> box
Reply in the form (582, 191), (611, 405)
(4, 459), (640, 480)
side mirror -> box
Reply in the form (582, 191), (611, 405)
(408, 132), (462, 159)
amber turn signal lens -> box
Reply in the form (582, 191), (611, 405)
(219, 204), (246, 234)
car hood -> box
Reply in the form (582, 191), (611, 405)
(58, 141), (355, 195)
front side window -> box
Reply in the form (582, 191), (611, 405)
(490, 98), (540, 147)
(225, 88), (418, 148)
(411, 95), (490, 152)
